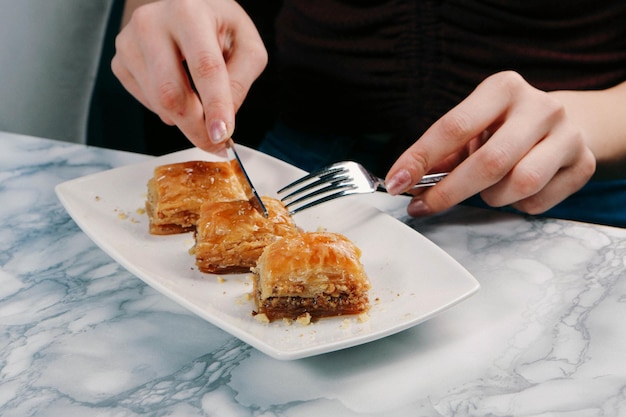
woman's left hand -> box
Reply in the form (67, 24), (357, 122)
(384, 71), (597, 217)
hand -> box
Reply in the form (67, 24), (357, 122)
(111, 0), (268, 152)
(385, 71), (596, 217)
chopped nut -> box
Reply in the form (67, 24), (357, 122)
(296, 312), (312, 326)
(254, 313), (270, 324)
(357, 312), (370, 323)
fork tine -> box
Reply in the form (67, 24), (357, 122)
(278, 160), (449, 214)
(280, 170), (350, 201)
(277, 164), (344, 194)
(283, 180), (356, 208)
(286, 188), (358, 215)
(278, 162), (363, 214)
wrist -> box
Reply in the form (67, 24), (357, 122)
(549, 84), (626, 178)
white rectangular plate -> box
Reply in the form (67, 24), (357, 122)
(55, 146), (479, 360)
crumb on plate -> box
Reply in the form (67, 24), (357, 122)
(254, 313), (270, 324)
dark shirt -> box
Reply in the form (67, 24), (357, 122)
(275, 0), (626, 146)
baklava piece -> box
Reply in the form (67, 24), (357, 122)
(146, 160), (247, 234)
(253, 231), (371, 321)
(194, 197), (299, 274)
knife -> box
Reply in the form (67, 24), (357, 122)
(225, 138), (269, 218)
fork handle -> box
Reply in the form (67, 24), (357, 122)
(377, 172), (448, 193)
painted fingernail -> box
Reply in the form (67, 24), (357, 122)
(407, 199), (431, 217)
(209, 119), (228, 143)
(385, 169), (412, 195)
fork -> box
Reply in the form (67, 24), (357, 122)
(277, 161), (448, 214)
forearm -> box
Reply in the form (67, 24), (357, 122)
(550, 80), (626, 179)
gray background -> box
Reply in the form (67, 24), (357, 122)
(0, 1), (113, 144)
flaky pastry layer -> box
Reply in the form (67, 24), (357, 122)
(253, 232), (370, 321)
(194, 197), (298, 274)
(146, 160), (247, 234)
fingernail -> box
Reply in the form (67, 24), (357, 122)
(407, 199), (431, 217)
(209, 119), (228, 143)
(385, 169), (412, 195)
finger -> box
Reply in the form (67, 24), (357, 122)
(416, 128), (492, 175)
(479, 130), (572, 208)
(496, 128), (595, 213)
(173, 11), (236, 148)
(434, 98), (560, 203)
(220, 4), (268, 114)
(386, 72), (536, 195)
(409, 119), (595, 217)
(408, 114), (554, 216)
(113, 7), (195, 128)
(111, 55), (152, 113)
(400, 72), (583, 217)
(223, 24), (268, 114)
(111, 30), (158, 118)
(147, 51), (210, 145)
(510, 151), (595, 214)
(386, 73), (516, 193)
(131, 14), (210, 145)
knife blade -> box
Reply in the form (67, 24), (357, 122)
(225, 138), (269, 218)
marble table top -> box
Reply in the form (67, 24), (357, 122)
(1, 131), (625, 416)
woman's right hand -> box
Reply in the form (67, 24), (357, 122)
(111, 0), (268, 152)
